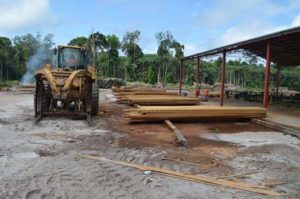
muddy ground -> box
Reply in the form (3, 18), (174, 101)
(0, 89), (300, 199)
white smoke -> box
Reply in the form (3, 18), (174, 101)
(21, 45), (52, 84)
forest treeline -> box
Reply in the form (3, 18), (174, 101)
(0, 31), (299, 91)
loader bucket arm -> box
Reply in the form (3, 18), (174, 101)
(62, 70), (93, 92)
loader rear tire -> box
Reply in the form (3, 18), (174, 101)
(35, 80), (45, 120)
(34, 79), (52, 121)
(91, 83), (99, 116)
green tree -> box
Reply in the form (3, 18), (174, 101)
(68, 36), (88, 47)
(0, 37), (15, 82)
(12, 33), (54, 83)
(88, 32), (107, 67)
(147, 66), (156, 84)
(122, 30), (143, 63)
(106, 34), (121, 77)
(155, 31), (184, 84)
(173, 41), (184, 58)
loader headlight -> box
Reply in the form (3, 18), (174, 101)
(57, 101), (62, 107)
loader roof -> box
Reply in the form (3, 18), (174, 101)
(58, 45), (86, 50)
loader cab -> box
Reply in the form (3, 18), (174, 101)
(53, 46), (89, 70)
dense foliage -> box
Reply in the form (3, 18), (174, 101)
(0, 33), (54, 83)
(0, 31), (299, 91)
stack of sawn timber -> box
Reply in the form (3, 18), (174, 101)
(14, 84), (36, 94)
(113, 88), (174, 98)
(112, 88), (166, 92)
(113, 88), (199, 105)
(123, 95), (200, 105)
(124, 105), (267, 122)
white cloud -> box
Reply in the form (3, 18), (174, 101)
(194, 0), (300, 50)
(216, 23), (271, 46)
(143, 47), (156, 54)
(142, 44), (199, 56)
(184, 44), (198, 55)
(0, 31), (6, 37)
(198, 0), (300, 27)
(0, 0), (50, 31)
(198, 0), (261, 27)
(291, 15), (300, 27)
(143, 43), (201, 56)
(140, 33), (157, 54)
(216, 14), (300, 46)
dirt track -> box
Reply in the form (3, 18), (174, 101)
(0, 90), (300, 199)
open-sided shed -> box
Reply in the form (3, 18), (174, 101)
(181, 26), (300, 108)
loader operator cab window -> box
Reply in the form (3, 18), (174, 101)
(59, 48), (85, 70)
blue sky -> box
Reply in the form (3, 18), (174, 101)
(1, 0), (300, 56)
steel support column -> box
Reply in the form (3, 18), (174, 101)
(263, 41), (271, 108)
(276, 66), (280, 97)
(195, 56), (200, 97)
(220, 50), (226, 106)
(179, 60), (183, 95)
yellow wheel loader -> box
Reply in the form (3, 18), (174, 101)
(34, 45), (99, 121)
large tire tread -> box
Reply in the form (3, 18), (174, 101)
(91, 83), (99, 116)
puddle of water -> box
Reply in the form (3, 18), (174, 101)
(12, 152), (39, 159)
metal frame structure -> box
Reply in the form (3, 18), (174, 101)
(180, 26), (300, 108)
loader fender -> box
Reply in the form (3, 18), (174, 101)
(35, 69), (58, 93)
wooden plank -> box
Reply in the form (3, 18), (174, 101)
(251, 118), (300, 138)
(112, 88), (166, 93)
(216, 166), (264, 180)
(79, 154), (282, 197)
(161, 157), (205, 168)
(137, 105), (266, 111)
(260, 179), (292, 187)
(122, 95), (200, 105)
(165, 120), (188, 147)
(124, 106), (267, 122)
(115, 91), (178, 96)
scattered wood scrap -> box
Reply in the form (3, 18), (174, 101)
(79, 154), (282, 197)
(216, 166), (264, 180)
(259, 179), (292, 187)
(124, 105), (267, 122)
(165, 120), (188, 147)
(161, 157), (206, 169)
